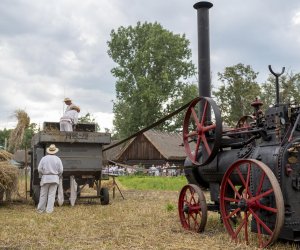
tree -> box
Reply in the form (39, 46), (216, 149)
(78, 113), (100, 131)
(164, 83), (198, 132)
(107, 21), (196, 138)
(260, 71), (300, 108)
(213, 63), (261, 126)
(21, 123), (38, 149)
(0, 128), (12, 149)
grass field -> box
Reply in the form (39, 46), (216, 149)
(0, 175), (299, 249)
(117, 175), (187, 191)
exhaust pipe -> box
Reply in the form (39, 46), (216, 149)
(194, 1), (213, 98)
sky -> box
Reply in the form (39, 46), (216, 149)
(0, 0), (300, 132)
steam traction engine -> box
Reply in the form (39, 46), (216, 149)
(178, 2), (300, 248)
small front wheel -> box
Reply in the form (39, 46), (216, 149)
(178, 184), (207, 232)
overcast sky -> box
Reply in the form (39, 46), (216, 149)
(1, 0), (300, 132)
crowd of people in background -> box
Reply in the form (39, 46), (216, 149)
(103, 162), (183, 177)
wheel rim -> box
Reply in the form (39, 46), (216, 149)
(220, 159), (284, 248)
(178, 184), (207, 232)
(183, 97), (222, 166)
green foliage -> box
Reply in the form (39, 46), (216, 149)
(213, 63), (260, 126)
(21, 123), (38, 149)
(118, 175), (187, 191)
(260, 71), (300, 108)
(107, 21), (196, 138)
(78, 112), (100, 131)
(0, 128), (12, 149)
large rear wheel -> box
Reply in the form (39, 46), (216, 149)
(220, 159), (284, 248)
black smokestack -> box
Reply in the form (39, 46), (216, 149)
(193, 2), (213, 98)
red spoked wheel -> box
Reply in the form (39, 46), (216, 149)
(220, 159), (284, 248)
(183, 97), (222, 166)
(178, 184), (207, 233)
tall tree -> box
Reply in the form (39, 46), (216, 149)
(107, 22), (196, 138)
(213, 63), (261, 126)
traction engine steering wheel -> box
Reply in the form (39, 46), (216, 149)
(183, 97), (222, 166)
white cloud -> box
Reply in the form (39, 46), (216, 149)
(0, 0), (300, 135)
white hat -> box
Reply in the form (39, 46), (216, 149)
(63, 97), (72, 102)
(46, 144), (59, 155)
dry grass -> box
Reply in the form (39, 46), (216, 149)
(0, 179), (299, 250)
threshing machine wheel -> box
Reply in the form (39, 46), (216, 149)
(178, 184), (207, 233)
(220, 159), (284, 248)
(183, 97), (222, 166)
(100, 187), (109, 205)
(32, 185), (40, 206)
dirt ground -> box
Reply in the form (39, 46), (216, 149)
(0, 188), (299, 250)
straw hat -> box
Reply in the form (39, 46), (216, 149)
(63, 97), (72, 102)
(46, 144), (59, 155)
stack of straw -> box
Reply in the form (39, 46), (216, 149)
(0, 150), (18, 202)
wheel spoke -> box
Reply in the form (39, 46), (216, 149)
(224, 196), (239, 203)
(200, 100), (208, 126)
(250, 208), (273, 235)
(225, 207), (241, 219)
(256, 203), (278, 213)
(203, 124), (216, 132)
(191, 107), (200, 125)
(250, 188), (274, 202)
(194, 136), (202, 162)
(227, 179), (242, 199)
(201, 134), (211, 155)
(256, 172), (266, 196)
(245, 163), (251, 198)
(185, 131), (198, 138)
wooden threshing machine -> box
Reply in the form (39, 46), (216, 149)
(30, 122), (111, 205)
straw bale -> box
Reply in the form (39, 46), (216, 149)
(0, 149), (13, 161)
(0, 161), (18, 202)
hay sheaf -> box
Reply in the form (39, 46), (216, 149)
(8, 109), (30, 153)
(0, 150), (18, 201)
(0, 149), (13, 161)
(0, 161), (18, 192)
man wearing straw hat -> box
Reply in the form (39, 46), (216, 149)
(37, 144), (63, 213)
(60, 105), (80, 132)
(63, 97), (75, 112)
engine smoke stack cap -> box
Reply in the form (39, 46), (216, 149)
(193, 1), (213, 10)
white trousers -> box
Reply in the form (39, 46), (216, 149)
(37, 183), (58, 213)
(60, 121), (73, 131)
(70, 176), (77, 206)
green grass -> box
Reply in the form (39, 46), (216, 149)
(117, 175), (188, 191)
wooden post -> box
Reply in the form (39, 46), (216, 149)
(25, 147), (28, 200)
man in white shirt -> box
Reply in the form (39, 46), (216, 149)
(63, 97), (75, 111)
(60, 105), (80, 131)
(37, 144), (63, 213)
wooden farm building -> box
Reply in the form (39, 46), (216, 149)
(105, 130), (187, 167)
